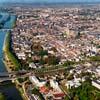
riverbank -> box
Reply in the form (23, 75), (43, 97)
(3, 32), (11, 72)
(2, 14), (21, 72)
(3, 31), (21, 72)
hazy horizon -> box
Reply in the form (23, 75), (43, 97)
(1, 0), (100, 3)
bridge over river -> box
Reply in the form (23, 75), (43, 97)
(0, 29), (13, 32)
(0, 70), (34, 82)
(0, 66), (69, 83)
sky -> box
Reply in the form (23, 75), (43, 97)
(0, 0), (100, 3)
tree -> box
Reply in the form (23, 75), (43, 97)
(48, 55), (60, 65)
(63, 61), (75, 66)
(0, 93), (6, 100)
(76, 31), (81, 39)
(38, 50), (48, 57)
(74, 95), (79, 100)
(69, 81), (100, 100)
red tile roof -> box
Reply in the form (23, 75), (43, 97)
(53, 93), (65, 98)
(39, 86), (49, 94)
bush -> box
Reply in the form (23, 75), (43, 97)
(90, 56), (100, 61)
(63, 61), (76, 66)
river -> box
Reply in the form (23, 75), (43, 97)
(0, 13), (7, 72)
(0, 31), (6, 72)
(0, 13), (16, 72)
(0, 12), (23, 100)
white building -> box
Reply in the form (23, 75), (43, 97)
(96, 66), (100, 76)
(29, 63), (37, 69)
(65, 78), (85, 89)
(50, 80), (62, 92)
(92, 80), (100, 90)
(29, 76), (46, 87)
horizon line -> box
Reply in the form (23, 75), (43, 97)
(1, 1), (100, 4)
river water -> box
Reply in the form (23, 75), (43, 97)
(0, 31), (6, 72)
(0, 13), (16, 72)
(0, 12), (23, 100)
